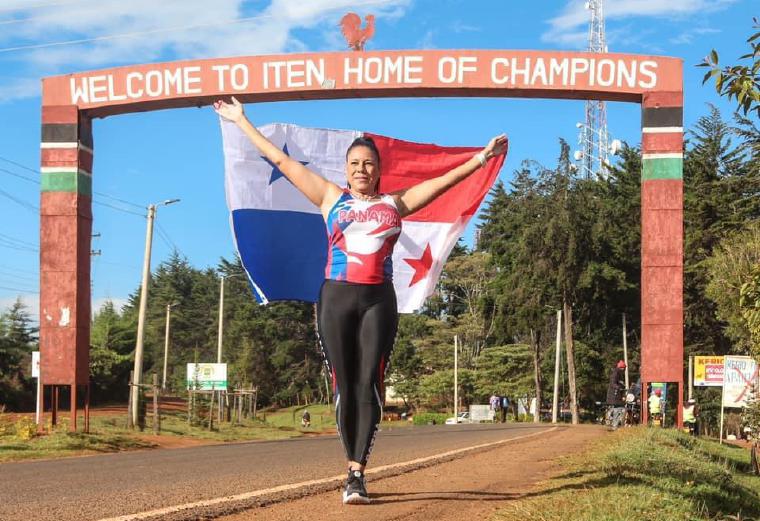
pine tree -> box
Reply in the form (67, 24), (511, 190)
(0, 298), (37, 409)
(684, 106), (749, 356)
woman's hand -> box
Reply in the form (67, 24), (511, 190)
(213, 96), (245, 124)
(483, 134), (508, 160)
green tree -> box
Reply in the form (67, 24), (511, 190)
(700, 17), (760, 117)
(417, 368), (476, 410)
(740, 265), (760, 355)
(473, 344), (533, 402)
(90, 300), (134, 402)
(705, 222), (760, 354)
(388, 313), (428, 409)
(684, 107), (754, 356)
(0, 298), (37, 409)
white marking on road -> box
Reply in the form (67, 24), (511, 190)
(95, 426), (559, 521)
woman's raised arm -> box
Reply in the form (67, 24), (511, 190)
(214, 97), (341, 208)
(392, 134), (507, 218)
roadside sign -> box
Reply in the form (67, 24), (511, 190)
(722, 356), (758, 408)
(469, 404), (493, 422)
(186, 363), (228, 391)
(31, 351), (40, 378)
(694, 355), (724, 387)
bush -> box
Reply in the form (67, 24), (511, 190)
(14, 417), (37, 440)
(0, 409), (12, 437)
(412, 412), (449, 425)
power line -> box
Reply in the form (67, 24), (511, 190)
(0, 285), (39, 294)
(0, 166), (37, 185)
(0, 155), (148, 216)
(0, 0), (88, 13)
(155, 222), (182, 255)
(92, 199), (146, 217)
(0, 0), (400, 54)
(91, 194), (145, 211)
(0, 13), (274, 54)
(0, 232), (38, 249)
(0, 264), (38, 276)
(0, 242), (38, 253)
(0, 277), (37, 290)
(0, 187), (38, 213)
(0, 155), (145, 208)
(0, 0), (126, 25)
(0, 269), (36, 281)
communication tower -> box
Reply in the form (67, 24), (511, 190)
(575, 0), (620, 178)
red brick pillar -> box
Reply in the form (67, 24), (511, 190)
(39, 105), (92, 431)
(640, 91), (684, 428)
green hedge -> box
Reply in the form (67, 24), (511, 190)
(412, 412), (449, 425)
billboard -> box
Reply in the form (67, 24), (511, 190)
(469, 404), (494, 423)
(694, 355), (724, 387)
(186, 363), (228, 391)
(722, 356), (758, 409)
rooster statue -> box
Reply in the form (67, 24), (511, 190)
(340, 12), (375, 51)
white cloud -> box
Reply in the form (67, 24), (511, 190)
(93, 296), (127, 314)
(417, 29), (435, 50)
(451, 21), (480, 34)
(0, 0), (411, 102)
(0, 294), (130, 328)
(669, 26), (720, 45)
(542, 0), (736, 47)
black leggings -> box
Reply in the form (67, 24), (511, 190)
(317, 279), (398, 465)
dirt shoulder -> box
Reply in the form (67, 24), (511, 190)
(216, 424), (606, 521)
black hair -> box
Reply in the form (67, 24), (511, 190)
(345, 136), (381, 191)
(346, 136), (381, 166)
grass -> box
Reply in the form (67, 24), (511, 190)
(0, 402), (410, 462)
(260, 404), (336, 430)
(493, 427), (760, 521)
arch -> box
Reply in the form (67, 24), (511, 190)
(39, 49), (684, 429)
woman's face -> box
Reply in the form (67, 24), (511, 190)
(345, 145), (380, 194)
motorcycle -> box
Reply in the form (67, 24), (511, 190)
(624, 392), (640, 426)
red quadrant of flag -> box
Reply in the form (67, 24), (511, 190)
(366, 132), (507, 223)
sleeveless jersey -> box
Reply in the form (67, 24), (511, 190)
(324, 190), (402, 284)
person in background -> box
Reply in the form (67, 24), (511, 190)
(301, 409), (311, 428)
(648, 388), (663, 427)
(500, 395), (510, 423)
(606, 360), (626, 430)
(489, 393), (500, 423)
(682, 398), (699, 435)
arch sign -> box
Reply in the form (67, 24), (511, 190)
(39, 49), (684, 429)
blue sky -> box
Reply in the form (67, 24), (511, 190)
(0, 0), (755, 320)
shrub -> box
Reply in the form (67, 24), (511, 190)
(14, 417), (37, 440)
(412, 412), (449, 425)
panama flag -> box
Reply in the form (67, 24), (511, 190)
(220, 121), (506, 313)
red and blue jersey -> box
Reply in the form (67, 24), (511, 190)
(324, 190), (402, 284)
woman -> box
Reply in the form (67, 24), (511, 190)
(214, 97), (507, 504)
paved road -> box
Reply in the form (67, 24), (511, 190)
(0, 423), (554, 521)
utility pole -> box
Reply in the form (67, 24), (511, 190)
(688, 356), (694, 401)
(130, 199), (180, 429)
(552, 309), (562, 423)
(622, 313), (629, 389)
(454, 334), (458, 422)
(162, 302), (178, 391)
(217, 276), (225, 364)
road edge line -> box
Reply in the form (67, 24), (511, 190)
(96, 425), (561, 521)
